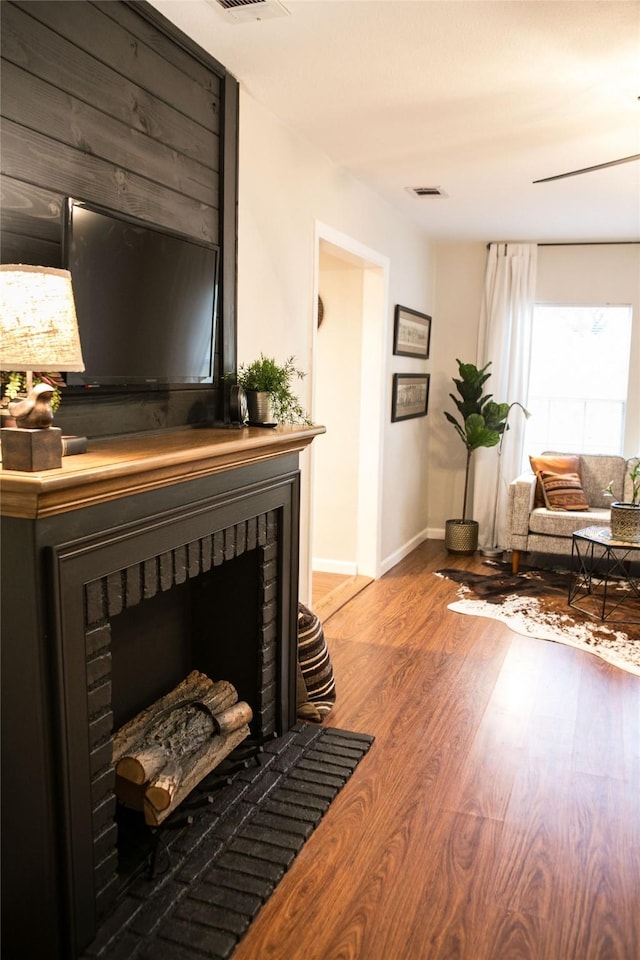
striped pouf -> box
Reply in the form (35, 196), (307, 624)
(296, 602), (336, 722)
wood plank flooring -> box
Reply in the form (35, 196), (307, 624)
(234, 540), (640, 960)
(311, 571), (372, 622)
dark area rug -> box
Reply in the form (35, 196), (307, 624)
(84, 723), (374, 960)
(437, 560), (640, 676)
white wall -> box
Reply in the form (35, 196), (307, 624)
(536, 244), (640, 458)
(236, 92), (435, 596)
(428, 242), (487, 536)
(313, 247), (363, 570)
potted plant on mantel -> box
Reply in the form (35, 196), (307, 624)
(236, 354), (312, 426)
(443, 359), (510, 554)
(605, 457), (640, 542)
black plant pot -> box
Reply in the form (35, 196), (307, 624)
(445, 519), (479, 554)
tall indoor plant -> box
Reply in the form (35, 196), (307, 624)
(443, 359), (510, 553)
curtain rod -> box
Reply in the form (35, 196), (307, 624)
(486, 240), (639, 248)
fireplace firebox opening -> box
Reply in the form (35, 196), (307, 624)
(109, 550), (261, 733)
(83, 514), (282, 925)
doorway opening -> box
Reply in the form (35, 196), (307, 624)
(311, 225), (389, 618)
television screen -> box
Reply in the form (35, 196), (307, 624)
(63, 199), (218, 387)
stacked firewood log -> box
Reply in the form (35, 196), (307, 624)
(112, 670), (252, 826)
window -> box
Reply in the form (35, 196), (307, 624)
(524, 303), (632, 458)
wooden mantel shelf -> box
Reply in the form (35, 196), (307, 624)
(0, 424), (325, 520)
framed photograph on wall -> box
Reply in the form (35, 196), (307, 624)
(391, 373), (430, 422)
(393, 305), (431, 358)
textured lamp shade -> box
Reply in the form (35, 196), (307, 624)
(0, 264), (85, 372)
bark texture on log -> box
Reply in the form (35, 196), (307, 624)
(143, 725), (250, 825)
(112, 670), (252, 825)
(112, 672), (236, 762)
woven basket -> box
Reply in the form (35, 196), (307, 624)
(445, 519), (479, 554)
(610, 503), (640, 543)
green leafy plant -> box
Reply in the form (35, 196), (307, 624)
(605, 458), (640, 505)
(236, 354), (311, 425)
(444, 359), (510, 519)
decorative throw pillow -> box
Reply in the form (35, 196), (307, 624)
(297, 603), (336, 722)
(539, 470), (589, 511)
(530, 454), (581, 506)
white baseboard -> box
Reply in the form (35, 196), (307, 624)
(315, 528), (444, 580)
(380, 527), (431, 576)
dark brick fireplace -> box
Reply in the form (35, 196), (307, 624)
(1, 426), (322, 959)
(84, 511), (281, 930)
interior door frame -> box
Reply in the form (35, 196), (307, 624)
(309, 221), (390, 591)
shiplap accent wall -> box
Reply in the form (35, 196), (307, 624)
(0, 0), (238, 436)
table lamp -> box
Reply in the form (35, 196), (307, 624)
(0, 264), (85, 471)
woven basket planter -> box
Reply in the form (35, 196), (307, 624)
(610, 502), (640, 543)
(445, 519), (479, 554)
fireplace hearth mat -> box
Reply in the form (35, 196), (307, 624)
(83, 723), (374, 960)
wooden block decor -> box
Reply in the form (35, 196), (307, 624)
(1, 427), (62, 471)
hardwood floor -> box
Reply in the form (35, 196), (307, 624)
(234, 540), (640, 960)
(311, 571), (373, 622)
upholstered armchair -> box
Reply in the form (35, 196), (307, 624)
(505, 452), (632, 573)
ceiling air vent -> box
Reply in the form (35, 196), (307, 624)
(406, 186), (447, 198)
(209, 0), (290, 22)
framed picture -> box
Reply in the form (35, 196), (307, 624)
(391, 373), (430, 422)
(393, 305), (431, 358)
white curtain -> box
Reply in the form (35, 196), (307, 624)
(474, 242), (538, 550)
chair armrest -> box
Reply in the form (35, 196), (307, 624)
(506, 472), (537, 538)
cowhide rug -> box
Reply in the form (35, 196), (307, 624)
(436, 561), (640, 677)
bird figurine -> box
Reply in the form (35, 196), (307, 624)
(8, 381), (56, 429)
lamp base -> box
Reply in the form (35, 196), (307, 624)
(1, 426), (63, 471)
(479, 547), (504, 558)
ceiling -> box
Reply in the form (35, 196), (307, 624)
(149, 0), (640, 243)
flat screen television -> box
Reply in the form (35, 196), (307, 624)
(63, 198), (219, 388)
